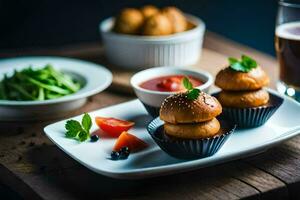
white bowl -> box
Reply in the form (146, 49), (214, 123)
(130, 66), (213, 117)
(0, 56), (112, 121)
(99, 14), (205, 69)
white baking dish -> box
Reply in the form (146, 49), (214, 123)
(99, 14), (205, 69)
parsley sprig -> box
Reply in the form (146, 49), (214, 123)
(65, 113), (92, 142)
(182, 77), (200, 100)
(229, 55), (257, 72)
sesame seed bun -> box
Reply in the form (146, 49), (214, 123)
(215, 66), (269, 91)
(164, 118), (220, 139)
(160, 92), (222, 124)
(218, 89), (269, 108)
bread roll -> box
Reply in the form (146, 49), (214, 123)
(162, 6), (187, 33)
(164, 118), (220, 139)
(218, 89), (269, 108)
(140, 5), (159, 19)
(142, 13), (173, 36)
(114, 8), (144, 34)
(215, 66), (269, 91)
(160, 92), (222, 124)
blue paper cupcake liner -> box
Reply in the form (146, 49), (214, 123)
(142, 103), (160, 118)
(147, 117), (236, 159)
(213, 92), (284, 128)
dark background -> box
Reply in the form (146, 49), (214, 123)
(0, 0), (277, 55)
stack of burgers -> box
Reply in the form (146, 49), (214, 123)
(147, 78), (236, 159)
(215, 66), (270, 109)
(160, 92), (223, 140)
(213, 55), (281, 128)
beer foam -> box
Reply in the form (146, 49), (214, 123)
(276, 21), (300, 41)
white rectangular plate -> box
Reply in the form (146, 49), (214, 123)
(44, 89), (300, 179)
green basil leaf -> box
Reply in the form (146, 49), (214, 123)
(241, 54), (257, 68)
(228, 57), (239, 65)
(186, 88), (200, 100)
(183, 77), (193, 90)
(82, 113), (92, 133)
(230, 62), (248, 72)
(228, 55), (258, 73)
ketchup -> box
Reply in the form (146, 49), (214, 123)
(139, 75), (203, 92)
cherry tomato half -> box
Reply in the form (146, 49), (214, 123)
(157, 77), (183, 91)
(95, 117), (135, 137)
(113, 131), (148, 152)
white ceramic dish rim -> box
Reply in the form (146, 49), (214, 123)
(130, 66), (213, 95)
(44, 88), (300, 179)
(99, 14), (205, 42)
(0, 56), (113, 106)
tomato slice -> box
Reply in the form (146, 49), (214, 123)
(113, 131), (148, 152)
(95, 117), (135, 137)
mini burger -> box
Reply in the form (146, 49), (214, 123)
(215, 55), (270, 108)
(160, 77), (222, 139)
(213, 55), (283, 128)
(148, 77), (237, 159)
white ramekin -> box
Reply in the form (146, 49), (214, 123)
(130, 66), (213, 117)
(99, 14), (205, 69)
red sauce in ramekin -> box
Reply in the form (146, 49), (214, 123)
(139, 75), (203, 92)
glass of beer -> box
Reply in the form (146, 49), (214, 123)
(275, 0), (300, 101)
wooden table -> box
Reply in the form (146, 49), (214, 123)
(0, 32), (299, 200)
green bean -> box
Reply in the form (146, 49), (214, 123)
(0, 65), (82, 101)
